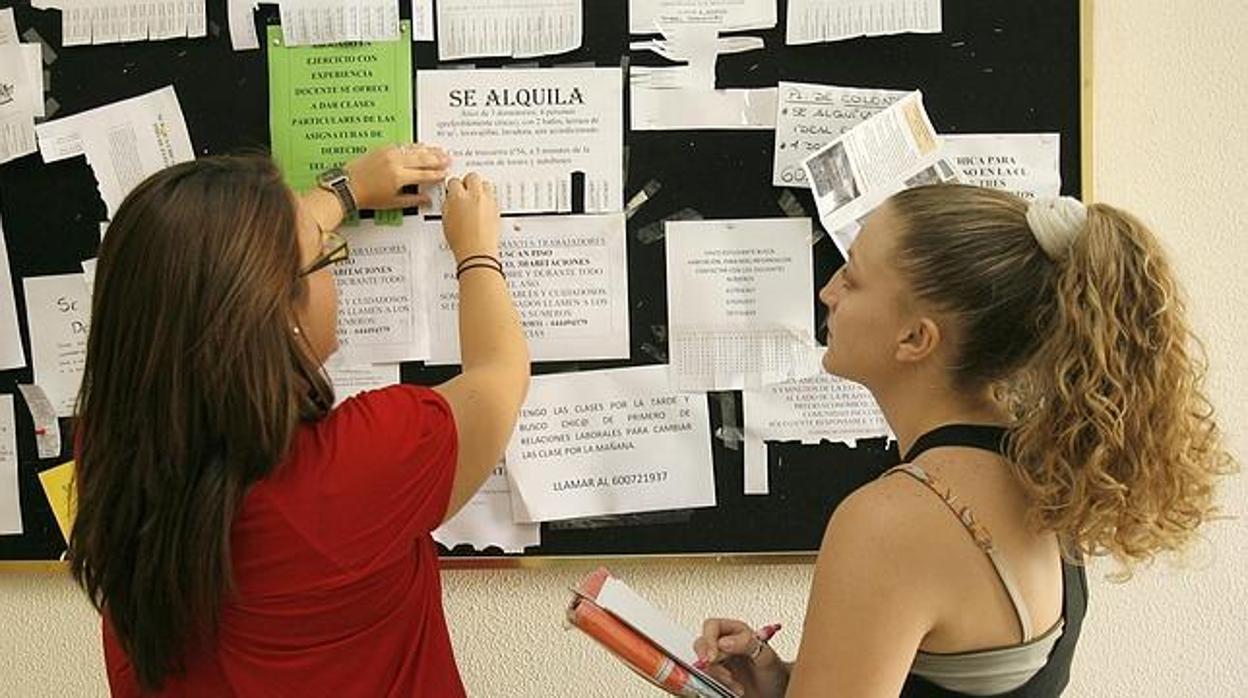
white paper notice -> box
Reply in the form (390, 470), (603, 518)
(33, 0), (208, 46)
(332, 219), (429, 364)
(324, 357), (400, 407)
(773, 82), (907, 187)
(34, 86), (195, 217)
(786, 0), (942, 45)
(666, 218), (817, 391)
(630, 80), (778, 132)
(411, 0), (434, 41)
(0, 394), (20, 535)
(0, 215), (26, 371)
(0, 8), (17, 44)
(17, 383), (62, 459)
(436, 0), (582, 61)
(434, 462), (541, 553)
(23, 274), (91, 418)
(417, 67), (623, 215)
(278, 0), (401, 46)
(0, 44), (38, 165)
(629, 0), (776, 34)
(81, 258), (98, 295)
(506, 365), (715, 523)
(942, 133), (1062, 201)
(22, 44), (44, 118)
(426, 213), (629, 364)
(801, 90), (941, 248)
(743, 362), (890, 493)
(228, 0), (260, 51)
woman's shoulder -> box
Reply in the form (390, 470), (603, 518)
(333, 383), (449, 413)
(319, 384), (453, 433)
(803, 473), (965, 651)
(821, 472), (974, 576)
(832, 471), (956, 532)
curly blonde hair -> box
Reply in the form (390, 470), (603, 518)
(890, 184), (1236, 575)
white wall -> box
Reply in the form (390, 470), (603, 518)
(2, 1), (1245, 695)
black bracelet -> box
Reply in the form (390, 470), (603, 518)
(455, 262), (506, 280)
(455, 254), (502, 272)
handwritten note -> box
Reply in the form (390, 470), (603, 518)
(773, 82), (907, 188)
(23, 273), (91, 417)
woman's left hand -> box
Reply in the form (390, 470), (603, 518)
(343, 143), (451, 210)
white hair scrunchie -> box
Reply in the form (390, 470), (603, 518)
(1026, 196), (1087, 261)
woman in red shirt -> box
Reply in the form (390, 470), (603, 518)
(69, 144), (529, 697)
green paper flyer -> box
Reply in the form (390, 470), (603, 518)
(267, 22), (413, 222)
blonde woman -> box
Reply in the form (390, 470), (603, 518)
(696, 185), (1234, 697)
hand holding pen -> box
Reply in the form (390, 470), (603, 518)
(693, 619), (789, 698)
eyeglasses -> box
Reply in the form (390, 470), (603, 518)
(299, 226), (349, 277)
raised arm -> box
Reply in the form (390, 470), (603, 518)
(432, 174), (530, 521)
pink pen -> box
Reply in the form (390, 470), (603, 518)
(755, 623), (782, 644)
(695, 623), (783, 669)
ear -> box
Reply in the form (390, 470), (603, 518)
(894, 316), (941, 364)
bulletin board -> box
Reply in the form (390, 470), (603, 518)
(0, 0), (1091, 567)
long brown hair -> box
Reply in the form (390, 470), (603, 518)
(70, 156), (333, 690)
(889, 184), (1235, 574)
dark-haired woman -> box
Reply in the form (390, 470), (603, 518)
(70, 144), (528, 696)
(696, 185), (1234, 697)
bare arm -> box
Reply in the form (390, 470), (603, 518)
(784, 482), (936, 696)
(695, 480), (937, 697)
(433, 174), (530, 521)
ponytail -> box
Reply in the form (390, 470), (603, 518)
(1006, 204), (1235, 573)
(891, 185), (1235, 576)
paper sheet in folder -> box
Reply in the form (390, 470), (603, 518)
(566, 567), (736, 697)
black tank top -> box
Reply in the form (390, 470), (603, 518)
(897, 424), (1088, 698)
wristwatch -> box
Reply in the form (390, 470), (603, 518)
(316, 167), (358, 218)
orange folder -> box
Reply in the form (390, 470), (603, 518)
(566, 567), (734, 698)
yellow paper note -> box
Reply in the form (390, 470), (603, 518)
(38, 461), (76, 544)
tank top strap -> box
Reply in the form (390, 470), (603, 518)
(885, 424), (1036, 643)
